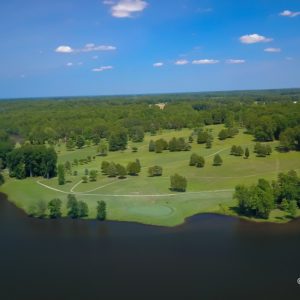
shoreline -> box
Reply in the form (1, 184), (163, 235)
(0, 191), (297, 228)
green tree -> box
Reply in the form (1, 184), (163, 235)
(288, 200), (298, 218)
(78, 201), (89, 218)
(0, 173), (4, 186)
(36, 199), (47, 218)
(82, 176), (88, 183)
(197, 131), (209, 144)
(13, 163), (26, 179)
(234, 185), (251, 215)
(234, 179), (274, 219)
(196, 156), (205, 168)
(189, 154), (205, 167)
(206, 138), (212, 149)
(66, 139), (75, 151)
(67, 194), (79, 218)
(97, 201), (106, 221)
(129, 126), (144, 142)
(58, 164), (65, 185)
(236, 146), (244, 156)
(135, 159), (141, 172)
(245, 147), (250, 159)
(276, 170), (300, 205)
(92, 135), (100, 145)
(213, 154), (223, 166)
(189, 153), (199, 166)
(148, 165), (163, 177)
(254, 143), (270, 157)
(155, 139), (168, 153)
(281, 198), (290, 211)
(218, 129), (229, 140)
(76, 136), (85, 149)
(101, 161), (110, 174)
(89, 170), (98, 182)
(109, 130), (128, 151)
(97, 140), (108, 156)
(107, 162), (118, 177)
(149, 140), (155, 152)
(231, 145), (237, 155)
(127, 161), (140, 176)
(48, 198), (62, 218)
(64, 161), (72, 175)
(168, 137), (177, 152)
(116, 164), (127, 179)
(170, 174), (187, 192)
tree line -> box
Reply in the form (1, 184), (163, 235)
(0, 91), (299, 155)
(29, 194), (107, 221)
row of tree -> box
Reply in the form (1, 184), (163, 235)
(101, 160), (141, 178)
(230, 145), (250, 158)
(189, 153), (223, 167)
(196, 130), (214, 148)
(254, 143), (272, 157)
(29, 195), (107, 220)
(218, 128), (239, 140)
(149, 137), (191, 153)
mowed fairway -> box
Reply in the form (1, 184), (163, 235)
(1, 124), (300, 226)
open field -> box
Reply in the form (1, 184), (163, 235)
(1, 124), (300, 226)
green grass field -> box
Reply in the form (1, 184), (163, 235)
(1, 124), (300, 226)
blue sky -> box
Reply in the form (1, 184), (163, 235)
(0, 0), (299, 98)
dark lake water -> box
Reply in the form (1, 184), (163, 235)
(0, 193), (300, 300)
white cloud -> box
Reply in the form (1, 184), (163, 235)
(192, 59), (219, 64)
(153, 62), (164, 67)
(264, 48), (281, 53)
(92, 66), (113, 72)
(103, 0), (115, 5)
(55, 46), (74, 53)
(55, 44), (116, 54)
(107, 0), (148, 18)
(92, 55), (99, 60)
(175, 59), (189, 65)
(66, 62), (83, 67)
(285, 57), (293, 61)
(226, 59), (246, 64)
(240, 34), (273, 44)
(279, 10), (300, 17)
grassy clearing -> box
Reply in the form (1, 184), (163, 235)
(1, 124), (300, 226)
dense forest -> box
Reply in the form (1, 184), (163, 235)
(0, 89), (300, 180)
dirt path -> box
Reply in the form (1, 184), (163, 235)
(36, 180), (233, 197)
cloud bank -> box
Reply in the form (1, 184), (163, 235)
(55, 44), (116, 53)
(192, 59), (219, 64)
